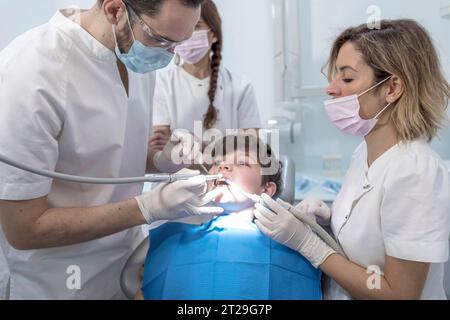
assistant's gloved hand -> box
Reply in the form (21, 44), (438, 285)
(153, 130), (203, 174)
(254, 194), (336, 268)
(294, 197), (331, 226)
(135, 169), (223, 224)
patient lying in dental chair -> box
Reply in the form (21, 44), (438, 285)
(138, 135), (322, 300)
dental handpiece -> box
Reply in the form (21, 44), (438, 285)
(0, 152), (222, 185)
(224, 178), (345, 257)
(151, 174), (222, 183)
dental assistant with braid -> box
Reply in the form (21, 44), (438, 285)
(254, 19), (450, 300)
(149, 0), (261, 154)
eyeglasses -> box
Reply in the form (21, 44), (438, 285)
(124, 2), (183, 49)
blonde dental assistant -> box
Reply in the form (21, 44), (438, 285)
(254, 19), (450, 300)
(150, 0), (261, 153)
(0, 0), (223, 300)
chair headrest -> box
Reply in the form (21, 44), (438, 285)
(276, 154), (295, 204)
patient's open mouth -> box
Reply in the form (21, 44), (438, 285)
(214, 178), (228, 186)
(211, 178), (232, 203)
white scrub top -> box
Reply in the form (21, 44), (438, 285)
(0, 10), (155, 299)
(152, 65), (261, 136)
(327, 139), (450, 300)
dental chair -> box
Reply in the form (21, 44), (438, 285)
(120, 155), (296, 299)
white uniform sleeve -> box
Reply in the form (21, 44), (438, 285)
(0, 58), (65, 200)
(147, 72), (156, 134)
(236, 77), (262, 129)
(381, 153), (450, 263)
(152, 71), (171, 126)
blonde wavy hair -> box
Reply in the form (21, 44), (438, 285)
(326, 19), (450, 142)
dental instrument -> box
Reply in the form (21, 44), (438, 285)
(224, 179), (346, 257)
(224, 179), (262, 203)
(199, 164), (210, 174)
(0, 152), (221, 185)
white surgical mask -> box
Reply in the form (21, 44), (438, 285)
(113, 10), (173, 74)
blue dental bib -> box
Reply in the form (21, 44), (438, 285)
(142, 214), (322, 300)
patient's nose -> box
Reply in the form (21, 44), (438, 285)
(218, 163), (232, 172)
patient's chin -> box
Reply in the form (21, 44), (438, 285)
(209, 184), (257, 215)
(214, 199), (255, 215)
(211, 186), (242, 202)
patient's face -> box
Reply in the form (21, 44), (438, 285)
(208, 150), (276, 204)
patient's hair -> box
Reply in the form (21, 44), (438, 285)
(98, 0), (204, 17)
(211, 135), (283, 197)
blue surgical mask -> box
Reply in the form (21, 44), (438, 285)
(113, 13), (174, 74)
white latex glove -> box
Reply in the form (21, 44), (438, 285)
(294, 197), (331, 226)
(153, 130), (203, 174)
(254, 194), (336, 268)
(135, 169), (223, 224)
(173, 214), (219, 226)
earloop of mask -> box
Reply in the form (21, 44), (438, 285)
(125, 8), (137, 42)
(374, 102), (392, 119)
(358, 75), (393, 98)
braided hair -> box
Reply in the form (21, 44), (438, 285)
(201, 0), (223, 130)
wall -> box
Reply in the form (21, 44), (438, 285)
(0, 0), (96, 49)
(214, 0), (275, 125)
(298, 0), (450, 89)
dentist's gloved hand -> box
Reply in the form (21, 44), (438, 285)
(254, 194), (336, 268)
(135, 169), (223, 224)
(153, 130), (203, 174)
(294, 197), (331, 226)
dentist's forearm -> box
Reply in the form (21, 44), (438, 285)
(0, 197), (146, 250)
(34, 199), (146, 248)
